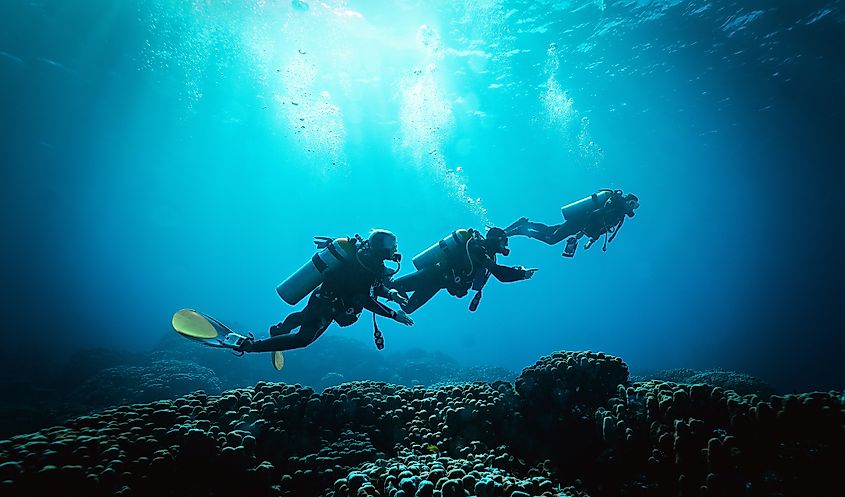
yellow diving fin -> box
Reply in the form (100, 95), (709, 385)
(272, 350), (285, 371)
(171, 309), (251, 352)
(172, 309), (219, 339)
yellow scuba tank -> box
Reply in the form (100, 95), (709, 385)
(276, 238), (358, 305)
(561, 189), (614, 221)
(412, 229), (473, 270)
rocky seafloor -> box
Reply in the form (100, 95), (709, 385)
(0, 335), (517, 439)
(1, 350), (841, 497)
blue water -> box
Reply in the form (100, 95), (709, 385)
(1, 0), (843, 392)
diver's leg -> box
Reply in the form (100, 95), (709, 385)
(402, 283), (441, 314)
(246, 319), (330, 352)
(247, 293), (331, 351)
(545, 220), (581, 244)
(523, 221), (580, 245)
(391, 266), (439, 293)
(392, 267), (444, 313)
(508, 220), (561, 244)
(270, 311), (303, 336)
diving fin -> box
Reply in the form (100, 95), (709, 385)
(172, 309), (219, 339)
(503, 217), (529, 236)
(272, 350), (285, 371)
(172, 309), (251, 352)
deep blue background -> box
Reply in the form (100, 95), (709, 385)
(1, 0), (843, 392)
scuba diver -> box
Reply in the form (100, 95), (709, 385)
(505, 189), (639, 258)
(207, 230), (414, 368)
(390, 227), (537, 314)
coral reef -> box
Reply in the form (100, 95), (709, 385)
(594, 379), (843, 496)
(0, 350), (840, 497)
(0, 336), (517, 438)
(68, 359), (223, 406)
(632, 368), (775, 397)
(332, 450), (589, 497)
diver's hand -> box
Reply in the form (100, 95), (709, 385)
(387, 289), (409, 307)
(522, 268), (538, 279)
(392, 309), (414, 326)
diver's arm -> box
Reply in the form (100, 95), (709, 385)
(489, 263), (534, 282)
(374, 282), (409, 306)
(363, 297), (396, 318)
(476, 253), (535, 282)
(372, 283), (391, 299)
(363, 298), (414, 325)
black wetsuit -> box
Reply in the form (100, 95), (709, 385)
(247, 256), (396, 352)
(390, 236), (528, 314)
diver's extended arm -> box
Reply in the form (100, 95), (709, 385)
(363, 298), (414, 325)
(475, 252), (536, 282)
(373, 283), (389, 299)
(363, 297), (394, 318)
(488, 263), (536, 282)
(373, 281), (409, 308)
(374, 282), (409, 306)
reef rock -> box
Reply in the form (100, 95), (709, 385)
(632, 368), (775, 397)
(67, 359), (222, 407)
(0, 351), (840, 497)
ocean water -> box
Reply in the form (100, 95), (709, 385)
(1, 0), (843, 398)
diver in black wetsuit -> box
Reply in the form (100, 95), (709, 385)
(237, 230), (414, 354)
(390, 227), (537, 314)
(505, 189), (639, 257)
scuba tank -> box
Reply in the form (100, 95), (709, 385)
(562, 189), (630, 255)
(411, 229), (473, 270)
(561, 189), (613, 221)
(276, 237), (358, 306)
